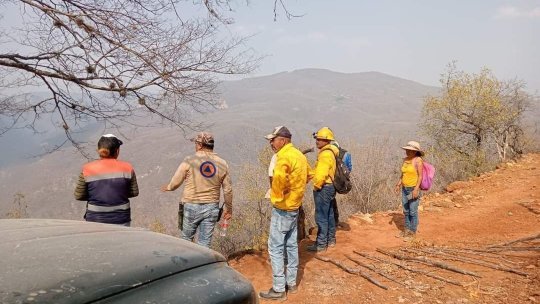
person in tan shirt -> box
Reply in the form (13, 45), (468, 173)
(160, 132), (232, 248)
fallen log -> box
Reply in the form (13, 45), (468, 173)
(402, 248), (528, 277)
(376, 248), (482, 278)
(487, 233), (540, 248)
(314, 255), (388, 290)
(345, 254), (405, 286)
(353, 250), (464, 286)
(441, 247), (533, 258)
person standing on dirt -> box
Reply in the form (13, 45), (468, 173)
(267, 147), (313, 241)
(331, 141), (352, 228)
(308, 127), (340, 252)
(259, 126), (311, 300)
(74, 134), (139, 226)
(395, 141), (424, 240)
(160, 132), (232, 248)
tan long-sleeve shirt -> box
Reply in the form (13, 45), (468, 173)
(166, 151), (233, 213)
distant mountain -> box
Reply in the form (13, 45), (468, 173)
(0, 69), (439, 229)
(216, 69), (438, 151)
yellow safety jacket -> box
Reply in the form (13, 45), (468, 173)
(271, 143), (311, 211)
(312, 144), (339, 190)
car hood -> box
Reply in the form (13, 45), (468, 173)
(0, 219), (226, 303)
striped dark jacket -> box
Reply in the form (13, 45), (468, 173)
(74, 158), (139, 224)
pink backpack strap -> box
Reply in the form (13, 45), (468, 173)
(412, 157), (422, 173)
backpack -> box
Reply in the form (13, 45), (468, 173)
(342, 150), (353, 172)
(325, 147), (352, 194)
(415, 158), (435, 191)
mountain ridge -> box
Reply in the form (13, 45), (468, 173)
(1, 68), (439, 228)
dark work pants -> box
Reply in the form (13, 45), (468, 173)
(332, 197), (339, 225)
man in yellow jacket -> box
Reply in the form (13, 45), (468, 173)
(307, 127), (339, 252)
(259, 126), (311, 301)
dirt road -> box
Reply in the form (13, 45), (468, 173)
(230, 154), (540, 303)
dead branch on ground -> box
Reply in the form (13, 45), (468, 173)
(486, 246), (540, 252)
(314, 255), (388, 290)
(487, 233), (540, 248)
(376, 248), (482, 278)
(434, 246), (519, 265)
(401, 248), (528, 277)
(345, 254), (404, 286)
(353, 251), (464, 286)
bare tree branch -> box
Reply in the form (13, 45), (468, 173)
(273, 0), (303, 21)
(0, 0), (261, 149)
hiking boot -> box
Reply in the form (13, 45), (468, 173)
(307, 243), (326, 252)
(287, 285), (298, 294)
(259, 288), (286, 300)
(328, 240), (336, 247)
(395, 230), (411, 238)
(403, 232), (416, 242)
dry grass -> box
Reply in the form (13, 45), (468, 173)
(4, 192), (28, 219)
(148, 218), (167, 234)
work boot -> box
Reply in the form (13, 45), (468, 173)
(307, 243), (326, 252)
(403, 231), (416, 242)
(395, 230), (411, 238)
(287, 285), (298, 294)
(259, 288), (286, 300)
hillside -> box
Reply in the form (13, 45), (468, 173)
(230, 153), (540, 303)
(0, 69), (439, 229)
(218, 69), (438, 142)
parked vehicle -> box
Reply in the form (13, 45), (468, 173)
(0, 219), (257, 304)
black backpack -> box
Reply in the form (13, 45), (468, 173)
(324, 147), (352, 194)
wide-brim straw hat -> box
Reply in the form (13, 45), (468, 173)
(401, 141), (425, 156)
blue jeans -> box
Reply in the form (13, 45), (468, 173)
(268, 207), (299, 293)
(313, 184), (336, 247)
(181, 202), (219, 248)
(401, 187), (420, 233)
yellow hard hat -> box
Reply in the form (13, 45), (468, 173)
(313, 127), (335, 141)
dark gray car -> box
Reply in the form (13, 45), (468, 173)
(0, 219), (256, 304)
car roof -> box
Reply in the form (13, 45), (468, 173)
(0, 219), (225, 303)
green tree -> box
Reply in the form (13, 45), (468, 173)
(421, 63), (532, 170)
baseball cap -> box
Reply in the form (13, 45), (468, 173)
(190, 132), (215, 146)
(264, 126), (292, 140)
(99, 134), (123, 146)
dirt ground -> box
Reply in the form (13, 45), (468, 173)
(229, 154), (540, 303)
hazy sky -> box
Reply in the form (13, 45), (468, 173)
(225, 0), (540, 93)
(1, 1), (538, 93)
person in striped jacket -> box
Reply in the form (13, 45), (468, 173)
(74, 134), (139, 226)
